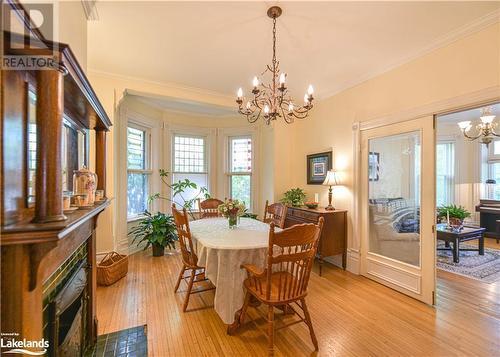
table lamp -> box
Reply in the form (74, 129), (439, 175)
(323, 170), (339, 210)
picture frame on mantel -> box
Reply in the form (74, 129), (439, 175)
(307, 150), (333, 185)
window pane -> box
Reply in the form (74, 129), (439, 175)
(174, 135), (205, 173)
(436, 142), (455, 206)
(494, 141), (500, 155)
(127, 127), (146, 169)
(368, 131), (421, 267)
(231, 137), (252, 173)
(172, 173), (208, 210)
(490, 163), (500, 200)
(127, 173), (149, 216)
(231, 175), (251, 209)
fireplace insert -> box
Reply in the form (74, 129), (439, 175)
(48, 263), (88, 357)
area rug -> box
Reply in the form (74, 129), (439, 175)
(437, 242), (500, 283)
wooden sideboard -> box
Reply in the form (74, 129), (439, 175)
(284, 206), (347, 274)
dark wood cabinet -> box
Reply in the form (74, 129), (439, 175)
(284, 207), (347, 274)
(1, 2), (111, 355)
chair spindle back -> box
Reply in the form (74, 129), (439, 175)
(263, 200), (288, 229)
(198, 198), (224, 219)
(172, 204), (198, 268)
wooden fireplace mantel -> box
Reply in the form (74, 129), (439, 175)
(1, 2), (112, 354)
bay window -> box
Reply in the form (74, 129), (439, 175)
(127, 124), (152, 218)
(172, 134), (208, 209)
(228, 136), (252, 209)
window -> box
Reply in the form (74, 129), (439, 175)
(127, 125), (151, 218)
(172, 134), (208, 209)
(487, 140), (500, 199)
(228, 136), (252, 209)
(436, 142), (455, 206)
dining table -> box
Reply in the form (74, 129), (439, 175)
(189, 217), (280, 327)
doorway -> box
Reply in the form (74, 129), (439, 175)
(435, 103), (500, 286)
(359, 116), (436, 305)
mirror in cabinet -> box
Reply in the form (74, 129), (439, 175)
(26, 90), (89, 207)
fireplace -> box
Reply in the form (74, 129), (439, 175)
(42, 242), (90, 357)
(49, 264), (87, 356)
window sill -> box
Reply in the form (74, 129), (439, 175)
(127, 215), (146, 223)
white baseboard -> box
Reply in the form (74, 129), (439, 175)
(347, 248), (360, 275)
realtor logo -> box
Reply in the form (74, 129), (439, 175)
(1, 2), (59, 70)
(1, 333), (48, 355)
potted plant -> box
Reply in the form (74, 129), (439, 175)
(128, 211), (178, 257)
(281, 188), (306, 207)
(437, 204), (471, 230)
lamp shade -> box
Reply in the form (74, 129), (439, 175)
(323, 170), (339, 186)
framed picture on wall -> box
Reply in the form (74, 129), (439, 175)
(369, 152), (380, 181)
(307, 151), (332, 185)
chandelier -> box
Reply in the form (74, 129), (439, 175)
(236, 6), (314, 125)
(458, 107), (498, 146)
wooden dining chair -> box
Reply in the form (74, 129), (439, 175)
(263, 200), (288, 229)
(172, 204), (215, 311)
(197, 198), (224, 219)
(237, 217), (324, 356)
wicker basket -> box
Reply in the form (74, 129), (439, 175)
(97, 252), (128, 286)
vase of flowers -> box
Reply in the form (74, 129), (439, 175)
(218, 199), (246, 229)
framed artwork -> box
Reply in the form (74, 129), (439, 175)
(307, 151), (332, 185)
(369, 152), (380, 181)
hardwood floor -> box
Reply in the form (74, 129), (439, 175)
(96, 250), (500, 356)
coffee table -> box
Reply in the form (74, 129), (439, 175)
(436, 224), (485, 263)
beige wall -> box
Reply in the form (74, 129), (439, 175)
(88, 23), (499, 262)
(280, 23), (499, 266)
(87, 71), (276, 252)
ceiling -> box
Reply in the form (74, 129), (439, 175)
(127, 90), (238, 116)
(88, 1), (500, 102)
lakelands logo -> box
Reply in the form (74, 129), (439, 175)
(1, 333), (48, 355)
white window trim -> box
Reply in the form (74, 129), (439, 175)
(219, 127), (259, 213)
(116, 106), (162, 254)
(228, 135), (253, 210)
(435, 139), (456, 206)
(126, 121), (153, 221)
(165, 123), (216, 212)
(171, 132), (209, 210)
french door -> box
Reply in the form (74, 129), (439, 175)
(360, 116), (436, 304)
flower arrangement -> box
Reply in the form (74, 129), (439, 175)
(218, 199), (246, 228)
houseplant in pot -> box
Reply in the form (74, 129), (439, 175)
(128, 211), (178, 257)
(437, 204), (471, 231)
(281, 188), (306, 207)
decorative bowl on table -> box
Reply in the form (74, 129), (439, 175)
(304, 202), (319, 209)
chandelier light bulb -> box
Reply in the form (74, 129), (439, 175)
(279, 73), (286, 85)
(288, 102), (294, 111)
(246, 101), (251, 110)
(252, 76), (259, 87)
(264, 104), (270, 114)
(481, 115), (496, 125)
(307, 85), (314, 96)
(237, 88), (243, 98)
(457, 121), (471, 130)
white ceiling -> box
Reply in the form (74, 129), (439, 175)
(127, 91), (238, 116)
(88, 1), (500, 101)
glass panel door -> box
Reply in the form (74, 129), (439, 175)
(360, 116), (435, 305)
(368, 131), (421, 267)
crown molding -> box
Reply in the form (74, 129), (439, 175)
(319, 10), (500, 101)
(87, 69), (235, 102)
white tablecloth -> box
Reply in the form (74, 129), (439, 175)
(189, 217), (278, 324)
